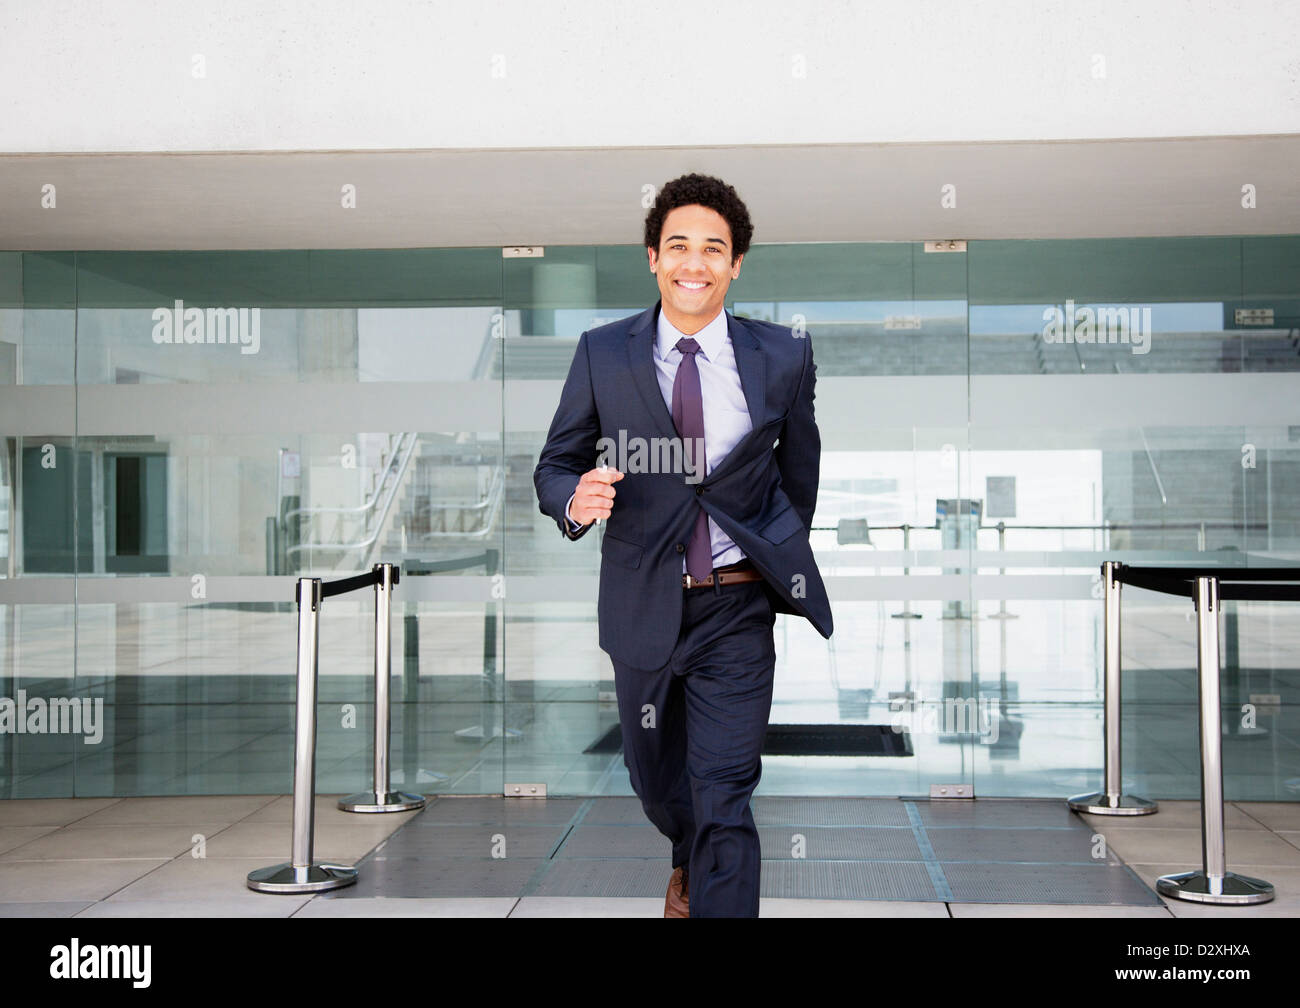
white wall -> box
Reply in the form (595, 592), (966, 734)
(2, 0), (1297, 154)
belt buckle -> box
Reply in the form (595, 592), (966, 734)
(684, 572), (707, 589)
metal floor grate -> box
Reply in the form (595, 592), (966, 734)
(925, 826), (1120, 864)
(942, 862), (1162, 905)
(752, 797), (914, 827)
(323, 795), (1164, 905)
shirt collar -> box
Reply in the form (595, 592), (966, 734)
(655, 303), (729, 363)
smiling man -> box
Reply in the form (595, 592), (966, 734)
(534, 173), (833, 917)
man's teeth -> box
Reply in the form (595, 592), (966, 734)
(677, 281), (707, 289)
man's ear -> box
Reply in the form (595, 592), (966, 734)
(731, 252), (744, 278)
(647, 247), (658, 272)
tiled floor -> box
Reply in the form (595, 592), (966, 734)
(2, 794), (1297, 917)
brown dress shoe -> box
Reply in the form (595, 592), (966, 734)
(664, 866), (690, 918)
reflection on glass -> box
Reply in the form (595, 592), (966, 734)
(0, 238), (1296, 802)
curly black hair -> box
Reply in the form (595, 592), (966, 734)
(643, 173), (753, 263)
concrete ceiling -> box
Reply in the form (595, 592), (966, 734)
(1, 134), (1298, 251)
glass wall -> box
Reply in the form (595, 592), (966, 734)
(1, 237), (1297, 801)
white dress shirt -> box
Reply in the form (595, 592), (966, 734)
(652, 306), (752, 570)
(566, 306), (752, 572)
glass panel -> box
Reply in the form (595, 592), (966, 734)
(0, 249), (505, 797)
(740, 244), (977, 795)
(503, 247), (614, 795)
(968, 236), (1300, 800)
(504, 243), (978, 797)
(3, 236), (1297, 802)
(0, 252), (78, 797)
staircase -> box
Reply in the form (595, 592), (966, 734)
(374, 437), (505, 566)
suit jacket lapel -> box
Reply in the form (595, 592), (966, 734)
(626, 302), (679, 441)
(727, 311), (766, 434)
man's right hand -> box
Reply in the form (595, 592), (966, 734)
(569, 466), (624, 525)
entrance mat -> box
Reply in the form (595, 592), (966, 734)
(584, 724), (913, 757)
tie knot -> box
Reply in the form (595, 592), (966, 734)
(675, 337), (700, 356)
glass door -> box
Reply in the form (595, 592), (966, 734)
(729, 241), (979, 798)
(500, 240), (979, 799)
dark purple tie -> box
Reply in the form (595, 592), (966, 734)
(671, 337), (712, 582)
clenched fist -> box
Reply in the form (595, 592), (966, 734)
(569, 466), (625, 525)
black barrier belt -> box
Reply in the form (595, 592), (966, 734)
(319, 566), (401, 600)
(1222, 583), (1300, 601)
(1112, 563), (1300, 601)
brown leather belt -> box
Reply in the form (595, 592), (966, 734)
(682, 558), (764, 590)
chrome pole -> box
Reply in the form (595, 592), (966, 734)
(987, 521), (1018, 621)
(290, 578), (321, 868)
(1157, 576), (1273, 904)
(1068, 561), (1157, 814)
(1200, 576), (1226, 879)
(891, 524), (922, 621)
(248, 578), (358, 893)
(374, 563), (392, 797)
(340, 563), (425, 813)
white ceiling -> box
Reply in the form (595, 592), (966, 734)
(1, 134), (1298, 250)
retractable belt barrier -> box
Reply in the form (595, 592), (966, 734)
(1067, 562), (1160, 818)
(1069, 561), (1299, 906)
(248, 562), (423, 895)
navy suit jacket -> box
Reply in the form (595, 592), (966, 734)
(533, 300), (833, 670)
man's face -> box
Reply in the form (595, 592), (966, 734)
(647, 204), (743, 333)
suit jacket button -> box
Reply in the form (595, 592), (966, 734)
(675, 543), (685, 554)
(695, 487), (703, 495)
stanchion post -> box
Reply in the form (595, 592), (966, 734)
(1157, 576), (1273, 904)
(987, 521), (1018, 620)
(248, 577), (358, 893)
(1068, 561), (1157, 815)
(340, 563), (426, 813)
(891, 524), (922, 620)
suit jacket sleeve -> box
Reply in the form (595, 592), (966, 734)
(774, 331), (820, 532)
(534, 329), (598, 542)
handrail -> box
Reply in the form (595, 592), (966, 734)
(284, 432), (411, 523)
(1113, 360), (1167, 507)
(815, 519), (1267, 535)
(471, 315), (501, 379)
(407, 465), (505, 541)
(286, 432), (418, 560)
(1137, 425), (1168, 507)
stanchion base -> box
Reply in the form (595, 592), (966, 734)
(890, 612), (923, 620)
(337, 790), (426, 813)
(247, 862), (357, 894)
(1156, 870), (1274, 905)
(1067, 792), (1159, 815)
